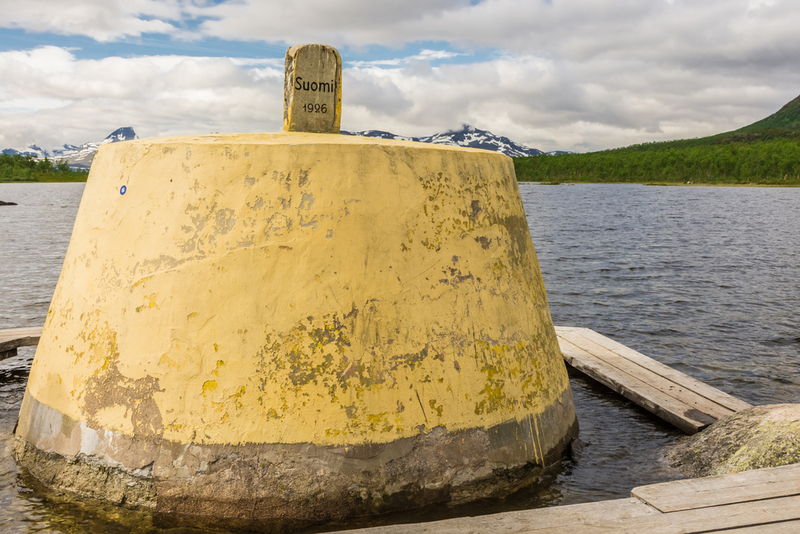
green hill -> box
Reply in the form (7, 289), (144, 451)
(514, 94), (800, 185)
(738, 94), (800, 133)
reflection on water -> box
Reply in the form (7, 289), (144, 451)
(1, 182), (798, 532)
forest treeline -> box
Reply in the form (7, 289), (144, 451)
(514, 137), (800, 185)
(516, 94), (800, 185)
(0, 153), (88, 182)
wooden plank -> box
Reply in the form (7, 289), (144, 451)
(632, 463), (800, 513)
(557, 328), (743, 417)
(0, 326), (43, 340)
(514, 494), (800, 534)
(337, 498), (660, 534)
(719, 519), (800, 533)
(559, 336), (712, 433)
(558, 329), (736, 423)
(0, 326), (43, 354)
(337, 494), (800, 534)
(559, 327), (752, 413)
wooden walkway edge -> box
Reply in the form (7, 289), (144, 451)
(0, 326), (42, 360)
(554, 326), (752, 434)
(339, 463), (800, 534)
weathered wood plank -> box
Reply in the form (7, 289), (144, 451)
(0, 326), (43, 337)
(0, 326), (43, 345)
(632, 463), (800, 513)
(0, 326), (43, 360)
(719, 519), (800, 533)
(558, 329), (736, 423)
(558, 336), (712, 433)
(560, 327), (752, 413)
(465, 494), (800, 534)
(337, 498), (659, 534)
(336, 493), (800, 534)
(537, 494), (800, 534)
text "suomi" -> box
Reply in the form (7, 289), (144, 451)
(294, 77), (335, 93)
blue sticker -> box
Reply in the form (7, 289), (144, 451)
(120, 185), (127, 195)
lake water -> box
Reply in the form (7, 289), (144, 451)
(1, 182), (798, 532)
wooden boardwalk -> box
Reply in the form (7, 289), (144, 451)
(340, 463), (800, 534)
(0, 326), (42, 360)
(555, 326), (752, 434)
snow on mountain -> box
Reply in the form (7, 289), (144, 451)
(100, 127), (138, 145)
(2, 127), (138, 169)
(342, 125), (545, 157)
(3, 125), (562, 171)
(58, 127), (139, 169)
(342, 130), (418, 142)
(2, 144), (50, 159)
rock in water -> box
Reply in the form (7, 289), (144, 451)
(668, 404), (800, 478)
(0, 200), (18, 206)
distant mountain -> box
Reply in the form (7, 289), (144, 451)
(342, 125), (555, 157)
(2, 144), (49, 159)
(2, 127), (138, 169)
(733, 94), (800, 136)
(2, 125), (559, 170)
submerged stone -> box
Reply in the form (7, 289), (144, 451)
(15, 132), (578, 530)
(668, 403), (800, 478)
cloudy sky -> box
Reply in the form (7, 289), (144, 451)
(1, 0), (799, 153)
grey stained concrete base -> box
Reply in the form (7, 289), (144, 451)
(14, 389), (578, 531)
(13, 437), (157, 509)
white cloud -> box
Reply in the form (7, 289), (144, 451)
(343, 48), (800, 152)
(2, 43), (798, 154)
(1, 1), (800, 152)
(0, 0), (186, 41)
(0, 97), (69, 114)
(0, 46), (284, 150)
(348, 49), (464, 68)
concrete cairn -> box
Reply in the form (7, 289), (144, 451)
(14, 44), (578, 531)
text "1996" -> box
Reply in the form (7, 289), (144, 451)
(303, 103), (327, 113)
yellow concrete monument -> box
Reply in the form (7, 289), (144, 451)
(14, 43), (578, 531)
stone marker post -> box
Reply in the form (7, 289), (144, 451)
(283, 44), (342, 134)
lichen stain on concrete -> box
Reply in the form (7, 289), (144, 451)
(135, 293), (159, 313)
(247, 307), (565, 444)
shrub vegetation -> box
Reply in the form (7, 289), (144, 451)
(0, 153), (88, 182)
